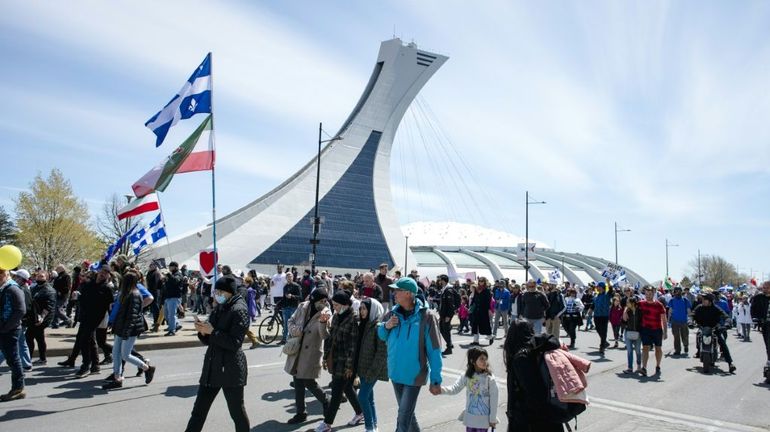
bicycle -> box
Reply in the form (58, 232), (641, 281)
(258, 300), (284, 344)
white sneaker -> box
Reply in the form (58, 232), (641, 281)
(347, 413), (365, 426)
(315, 421), (331, 432)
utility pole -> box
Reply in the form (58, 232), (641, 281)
(614, 222), (630, 265)
(525, 191), (546, 280)
(665, 238), (679, 278)
(697, 249), (702, 287)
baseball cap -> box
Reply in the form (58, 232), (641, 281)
(389, 277), (418, 294)
(11, 269), (30, 280)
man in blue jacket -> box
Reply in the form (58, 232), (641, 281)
(491, 280), (511, 339)
(378, 277), (442, 432)
(593, 281), (612, 354)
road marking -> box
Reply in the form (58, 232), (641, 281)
(161, 361), (284, 380)
(441, 367), (766, 432)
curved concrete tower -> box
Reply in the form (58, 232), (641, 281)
(158, 38), (448, 273)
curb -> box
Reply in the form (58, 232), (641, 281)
(45, 338), (205, 357)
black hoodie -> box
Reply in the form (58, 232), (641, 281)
(504, 320), (564, 432)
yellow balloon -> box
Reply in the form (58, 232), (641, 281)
(0, 245), (23, 270)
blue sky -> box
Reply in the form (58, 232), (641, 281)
(1, 1), (769, 281)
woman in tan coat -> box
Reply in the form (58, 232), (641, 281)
(285, 288), (332, 424)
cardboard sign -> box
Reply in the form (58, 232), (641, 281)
(601, 263), (626, 285)
(199, 249), (218, 276)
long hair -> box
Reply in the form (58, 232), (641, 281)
(466, 346), (490, 378)
(119, 271), (139, 305)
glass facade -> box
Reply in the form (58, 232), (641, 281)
(251, 131), (395, 269)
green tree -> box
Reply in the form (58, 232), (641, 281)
(14, 169), (104, 269)
(0, 205), (17, 245)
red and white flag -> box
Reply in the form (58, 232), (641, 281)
(117, 193), (160, 220)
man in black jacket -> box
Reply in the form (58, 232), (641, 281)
(74, 266), (114, 377)
(0, 268), (27, 402)
(520, 280), (550, 335)
(146, 262), (163, 332)
(27, 271), (56, 365)
(437, 274), (458, 355)
(693, 293), (736, 373)
(51, 265), (72, 329)
(750, 282), (770, 366)
(163, 262), (185, 336)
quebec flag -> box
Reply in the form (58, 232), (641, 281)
(145, 53), (212, 147)
(129, 213), (167, 256)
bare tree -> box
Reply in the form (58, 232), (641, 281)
(94, 193), (152, 261)
(687, 254), (746, 288)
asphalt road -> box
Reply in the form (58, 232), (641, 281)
(1, 324), (768, 431)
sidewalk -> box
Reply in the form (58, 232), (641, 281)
(41, 313), (233, 358)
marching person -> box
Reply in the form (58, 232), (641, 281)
(469, 278), (494, 346)
(185, 276), (250, 432)
(285, 288), (332, 425)
(639, 286), (668, 377)
(561, 288), (584, 349)
(102, 271), (155, 389)
(316, 291), (364, 432)
(0, 268), (27, 402)
(378, 277), (443, 432)
(355, 298), (388, 432)
(438, 346), (499, 431)
(437, 274), (459, 355)
(27, 270), (56, 365)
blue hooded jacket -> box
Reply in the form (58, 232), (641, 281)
(377, 298), (443, 386)
(593, 285), (611, 317)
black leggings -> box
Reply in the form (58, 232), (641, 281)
(294, 377), (327, 415)
(185, 385), (249, 432)
(325, 375), (361, 424)
(594, 316), (609, 348)
(26, 325), (47, 361)
(563, 317), (579, 345)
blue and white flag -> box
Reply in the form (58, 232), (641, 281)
(104, 224), (138, 262)
(145, 53), (212, 147)
(129, 213), (167, 256)
(548, 269), (562, 284)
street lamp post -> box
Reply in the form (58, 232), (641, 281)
(404, 235), (409, 273)
(614, 222), (630, 265)
(525, 191), (546, 280)
(310, 122), (343, 276)
(665, 238), (679, 278)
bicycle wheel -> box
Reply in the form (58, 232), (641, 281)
(258, 315), (281, 344)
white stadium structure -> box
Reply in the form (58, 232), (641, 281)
(152, 38), (649, 287)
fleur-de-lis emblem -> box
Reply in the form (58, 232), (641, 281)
(188, 99), (197, 112)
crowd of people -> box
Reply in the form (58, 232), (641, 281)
(1, 256), (769, 432)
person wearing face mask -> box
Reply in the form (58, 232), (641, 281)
(185, 276), (250, 432)
(73, 266), (114, 378)
(285, 288), (333, 425)
(355, 298), (388, 432)
(315, 291), (364, 432)
(27, 270), (56, 365)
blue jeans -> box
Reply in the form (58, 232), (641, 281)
(281, 307), (296, 342)
(393, 382), (421, 432)
(164, 297), (181, 333)
(0, 328), (24, 390)
(112, 335), (146, 378)
(0, 327), (31, 369)
(526, 318), (544, 335)
(625, 332), (641, 370)
(358, 378), (378, 429)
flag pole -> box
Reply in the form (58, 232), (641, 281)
(209, 52), (218, 286)
(153, 193), (173, 261)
